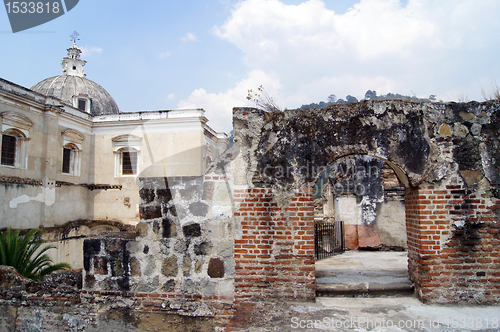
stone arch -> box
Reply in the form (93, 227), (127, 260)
(238, 104), (441, 192)
(383, 158), (410, 188)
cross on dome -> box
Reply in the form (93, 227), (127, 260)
(70, 31), (80, 44)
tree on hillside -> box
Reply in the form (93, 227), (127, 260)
(365, 90), (377, 100)
(299, 89), (436, 111)
(346, 95), (358, 103)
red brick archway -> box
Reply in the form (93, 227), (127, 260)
(233, 169), (500, 304)
(233, 157), (413, 302)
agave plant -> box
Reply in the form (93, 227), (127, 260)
(0, 227), (70, 282)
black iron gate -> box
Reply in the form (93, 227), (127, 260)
(314, 220), (344, 260)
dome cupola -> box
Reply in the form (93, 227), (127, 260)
(61, 43), (86, 77)
(31, 43), (120, 116)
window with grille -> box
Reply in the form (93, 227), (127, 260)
(78, 99), (86, 112)
(1, 134), (16, 166)
(61, 129), (84, 176)
(60, 143), (80, 176)
(112, 135), (141, 177)
(0, 112), (32, 169)
(122, 151), (137, 175)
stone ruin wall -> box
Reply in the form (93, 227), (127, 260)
(1, 100), (500, 331)
(82, 175), (238, 328)
(0, 265), (223, 331)
(230, 100), (500, 304)
(0, 175), (239, 332)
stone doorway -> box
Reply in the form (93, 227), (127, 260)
(313, 155), (411, 296)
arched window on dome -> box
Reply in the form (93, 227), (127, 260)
(1, 112), (32, 169)
(112, 135), (142, 177)
(61, 129), (84, 176)
(78, 99), (86, 111)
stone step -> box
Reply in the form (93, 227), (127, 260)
(316, 281), (414, 297)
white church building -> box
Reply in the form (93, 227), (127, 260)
(0, 43), (228, 267)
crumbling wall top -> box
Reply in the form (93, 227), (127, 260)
(232, 100), (500, 190)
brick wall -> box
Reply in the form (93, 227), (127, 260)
(406, 184), (500, 304)
(233, 188), (315, 301)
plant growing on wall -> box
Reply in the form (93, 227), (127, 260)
(0, 227), (70, 281)
(247, 85), (282, 112)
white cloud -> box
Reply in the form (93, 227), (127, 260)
(167, 93), (175, 100)
(80, 46), (102, 57)
(178, 70), (282, 132)
(182, 32), (199, 42)
(207, 0), (500, 112)
(158, 51), (171, 59)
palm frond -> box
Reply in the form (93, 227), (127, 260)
(0, 227), (71, 281)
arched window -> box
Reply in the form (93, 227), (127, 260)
(1, 129), (24, 167)
(61, 143), (81, 175)
(112, 135), (141, 177)
(205, 156), (213, 170)
(1, 112), (32, 169)
(118, 148), (138, 175)
(61, 129), (84, 176)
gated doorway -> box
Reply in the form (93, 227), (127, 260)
(314, 220), (344, 260)
(313, 155), (407, 251)
(312, 154), (410, 296)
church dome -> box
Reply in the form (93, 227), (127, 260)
(31, 44), (120, 116)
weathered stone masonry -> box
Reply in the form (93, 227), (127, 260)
(81, 176), (237, 327)
(2, 100), (500, 330)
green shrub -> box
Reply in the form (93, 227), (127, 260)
(0, 227), (70, 281)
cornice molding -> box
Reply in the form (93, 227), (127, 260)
(1, 111), (33, 131)
(62, 128), (85, 144)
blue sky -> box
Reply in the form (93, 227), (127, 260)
(1, 0), (499, 133)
